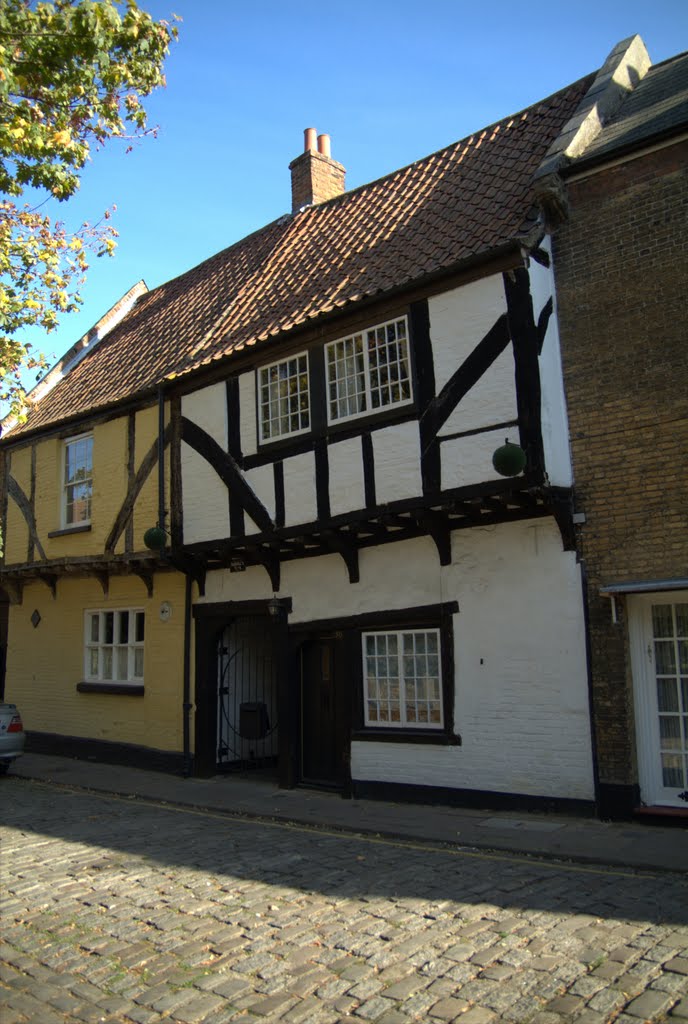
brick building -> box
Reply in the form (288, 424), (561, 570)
(550, 51), (688, 817)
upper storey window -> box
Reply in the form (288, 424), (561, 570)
(258, 352), (310, 443)
(326, 316), (412, 424)
(63, 433), (93, 527)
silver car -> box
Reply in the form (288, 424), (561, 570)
(0, 703), (25, 773)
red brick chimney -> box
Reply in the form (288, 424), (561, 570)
(289, 128), (346, 213)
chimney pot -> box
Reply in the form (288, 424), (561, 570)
(289, 128), (346, 213)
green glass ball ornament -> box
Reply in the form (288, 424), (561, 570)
(143, 525), (167, 550)
(492, 440), (527, 477)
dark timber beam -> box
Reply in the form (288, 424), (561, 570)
(503, 267), (545, 483)
(7, 476), (46, 562)
(420, 314), (511, 444)
(167, 550), (206, 596)
(181, 417), (274, 535)
(106, 424), (173, 554)
(245, 544), (281, 592)
(413, 511), (452, 566)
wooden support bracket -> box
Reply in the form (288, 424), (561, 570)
(413, 511), (452, 566)
(133, 570), (154, 599)
(321, 529), (360, 584)
(37, 572), (58, 599)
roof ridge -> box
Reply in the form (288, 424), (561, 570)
(288, 72), (598, 220)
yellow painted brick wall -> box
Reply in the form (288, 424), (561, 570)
(5, 572), (188, 752)
(132, 404), (170, 553)
(3, 401), (173, 564)
(4, 446), (33, 565)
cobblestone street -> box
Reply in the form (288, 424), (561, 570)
(1, 778), (687, 1024)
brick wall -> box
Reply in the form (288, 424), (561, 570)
(552, 139), (688, 810)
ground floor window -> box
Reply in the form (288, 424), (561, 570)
(84, 609), (145, 686)
(362, 628), (443, 728)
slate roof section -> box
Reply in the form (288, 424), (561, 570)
(573, 51), (688, 164)
(9, 73), (595, 438)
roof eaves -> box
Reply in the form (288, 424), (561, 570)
(1, 280), (148, 439)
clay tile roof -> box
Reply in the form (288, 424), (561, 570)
(10, 72), (594, 437)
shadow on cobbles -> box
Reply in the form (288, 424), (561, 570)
(3, 778), (688, 928)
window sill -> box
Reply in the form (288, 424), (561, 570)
(77, 682), (144, 696)
(352, 729), (461, 746)
(48, 524), (92, 538)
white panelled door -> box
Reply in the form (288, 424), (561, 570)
(629, 592), (688, 808)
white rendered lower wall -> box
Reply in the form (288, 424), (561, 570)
(196, 518), (594, 801)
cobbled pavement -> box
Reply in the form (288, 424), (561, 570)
(1, 778), (687, 1024)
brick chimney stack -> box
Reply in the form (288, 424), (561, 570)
(289, 128), (346, 213)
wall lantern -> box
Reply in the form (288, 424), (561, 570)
(143, 525), (167, 551)
(492, 439), (527, 477)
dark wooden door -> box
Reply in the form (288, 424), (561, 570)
(301, 637), (344, 787)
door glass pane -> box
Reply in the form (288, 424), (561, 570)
(655, 641), (676, 675)
(657, 679), (679, 712)
(652, 604), (674, 638)
(675, 604), (688, 637)
(659, 716), (682, 750)
(678, 641), (688, 674)
(661, 753), (684, 788)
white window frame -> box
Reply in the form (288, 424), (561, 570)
(62, 432), (93, 528)
(362, 628), (443, 729)
(84, 608), (145, 687)
(258, 351), (311, 443)
(325, 316), (413, 425)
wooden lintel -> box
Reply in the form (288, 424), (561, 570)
(133, 570), (154, 598)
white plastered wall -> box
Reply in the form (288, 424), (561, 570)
(429, 273), (520, 489)
(197, 517), (594, 801)
(182, 384), (230, 544)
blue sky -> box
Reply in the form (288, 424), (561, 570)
(14, 0), (688, 395)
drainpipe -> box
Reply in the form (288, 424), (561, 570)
(182, 572), (192, 777)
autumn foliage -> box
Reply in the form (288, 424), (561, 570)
(0, 0), (177, 418)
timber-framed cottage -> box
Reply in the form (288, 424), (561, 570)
(0, 37), (663, 816)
